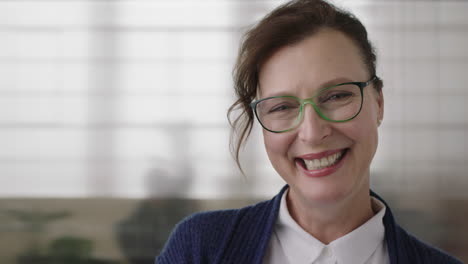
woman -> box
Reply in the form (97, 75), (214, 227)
(156, 0), (463, 263)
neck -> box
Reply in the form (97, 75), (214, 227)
(286, 186), (374, 245)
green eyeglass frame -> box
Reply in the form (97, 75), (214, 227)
(250, 76), (377, 133)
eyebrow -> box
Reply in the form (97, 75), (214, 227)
(259, 76), (357, 98)
(319, 77), (356, 88)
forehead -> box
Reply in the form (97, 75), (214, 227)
(258, 29), (368, 98)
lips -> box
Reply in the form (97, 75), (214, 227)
(295, 148), (349, 177)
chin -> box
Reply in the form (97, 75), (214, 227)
(296, 182), (353, 205)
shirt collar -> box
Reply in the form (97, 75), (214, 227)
(276, 188), (386, 264)
(330, 197), (386, 264)
(276, 188), (325, 263)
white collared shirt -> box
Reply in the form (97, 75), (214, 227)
(263, 189), (390, 264)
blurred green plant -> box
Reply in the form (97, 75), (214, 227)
(4, 209), (71, 255)
(16, 235), (119, 264)
(48, 236), (93, 264)
(3, 209), (120, 264)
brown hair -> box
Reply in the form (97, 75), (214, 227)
(228, 0), (383, 173)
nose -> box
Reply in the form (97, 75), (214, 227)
(297, 104), (332, 144)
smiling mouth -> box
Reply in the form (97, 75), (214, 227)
(296, 149), (348, 171)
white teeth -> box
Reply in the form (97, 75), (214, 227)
(313, 159), (320, 167)
(303, 151), (344, 170)
(320, 158), (327, 167)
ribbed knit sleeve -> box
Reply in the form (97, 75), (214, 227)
(155, 214), (195, 264)
(155, 187), (286, 264)
(392, 225), (464, 264)
(374, 190), (464, 264)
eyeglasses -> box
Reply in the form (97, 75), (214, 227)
(250, 76), (377, 133)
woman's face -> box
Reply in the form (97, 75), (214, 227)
(258, 29), (384, 206)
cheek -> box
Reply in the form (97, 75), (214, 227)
(347, 103), (380, 155)
(263, 132), (295, 161)
(352, 93), (380, 136)
(339, 98), (380, 149)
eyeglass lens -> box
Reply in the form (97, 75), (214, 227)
(255, 84), (362, 132)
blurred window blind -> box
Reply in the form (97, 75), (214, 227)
(0, 0), (467, 198)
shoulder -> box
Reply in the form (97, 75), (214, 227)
(156, 199), (274, 263)
(166, 186), (284, 240)
(394, 222), (463, 263)
(182, 198), (273, 232)
(372, 191), (463, 264)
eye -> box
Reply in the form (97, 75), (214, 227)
(321, 91), (353, 103)
(269, 104), (294, 113)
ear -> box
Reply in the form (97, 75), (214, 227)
(376, 90), (384, 122)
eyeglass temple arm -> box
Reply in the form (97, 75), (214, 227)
(366, 75), (378, 86)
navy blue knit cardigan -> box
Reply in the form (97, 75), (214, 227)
(156, 186), (463, 264)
